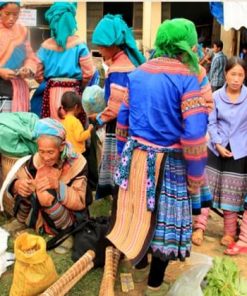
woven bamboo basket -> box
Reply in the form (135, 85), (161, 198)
(1, 154), (20, 216)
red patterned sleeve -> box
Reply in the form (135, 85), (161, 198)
(79, 53), (95, 87)
(180, 75), (208, 190)
(100, 83), (127, 123)
(116, 87), (129, 154)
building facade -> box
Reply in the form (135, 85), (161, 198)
(22, 1), (239, 57)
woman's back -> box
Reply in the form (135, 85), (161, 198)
(37, 36), (92, 80)
(127, 57), (207, 146)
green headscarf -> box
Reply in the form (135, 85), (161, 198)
(92, 14), (145, 67)
(45, 2), (77, 50)
(154, 18), (199, 73)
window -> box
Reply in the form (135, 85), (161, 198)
(24, 5), (51, 51)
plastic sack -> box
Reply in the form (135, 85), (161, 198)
(167, 252), (213, 296)
(82, 85), (106, 115)
(0, 227), (14, 278)
(10, 232), (58, 296)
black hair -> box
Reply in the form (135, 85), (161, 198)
(225, 56), (247, 74)
(241, 43), (247, 50)
(57, 91), (82, 119)
(0, 2), (20, 9)
(213, 40), (223, 51)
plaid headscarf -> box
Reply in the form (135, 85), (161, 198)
(33, 118), (77, 161)
(154, 18), (199, 73)
(45, 2), (77, 49)
(92, 14), (145, 67)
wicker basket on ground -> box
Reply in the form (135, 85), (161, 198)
(1, 154), (20, 216)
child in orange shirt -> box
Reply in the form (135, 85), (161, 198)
(58, 91), (93, 154)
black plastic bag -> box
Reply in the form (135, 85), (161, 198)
(47, 216), (111, 268)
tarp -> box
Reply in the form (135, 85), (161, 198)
(210, 1), (247, 31)
(224, 1), (247, 31)
(209, 2), (224, 25)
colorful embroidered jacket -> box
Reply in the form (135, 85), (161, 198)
(96, 51), (135, 125)
(0, 21), (38, 111)
(35, 36), (95, 87)
(0, 22), (37, 71)
(7, 153), (91, 233)
(116, 57), (208, 189)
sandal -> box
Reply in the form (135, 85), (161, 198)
(220, 234), (235, 247)
(192, 229), (204, 246)
(224, 242), (247, 256)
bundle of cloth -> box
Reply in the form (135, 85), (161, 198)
(0, 112), (38, 157)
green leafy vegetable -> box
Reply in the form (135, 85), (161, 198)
(203, 257), (247, 296)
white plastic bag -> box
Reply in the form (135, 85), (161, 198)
(0, 227), (14, 278)
(167, 252), (213, 296)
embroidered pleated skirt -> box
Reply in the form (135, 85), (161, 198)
(0, 78), (29, 112)
(207, 148), (247, 212)
(107, 147), (192, 264)
(96, 119), (120, 199)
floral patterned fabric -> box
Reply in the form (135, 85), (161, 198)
(115, 137), (181, 212)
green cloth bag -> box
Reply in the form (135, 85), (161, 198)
(0, 112), (38, 157)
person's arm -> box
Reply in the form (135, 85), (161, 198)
(74, 119), (93, 143)
(207, 99), (222, 145)
(7, 159), (35, 198)
(198, 65), (214, 113)
(209, 57), (220, 84)
(34, 62), (44, 83)
(34, 47), (45, 83)
(57, 161), (89, 210)
(35, 158), (89, 210)
(97, 79), (128, 125)
(208, 58), (217, 82)
(180, 74), (208, 193)
(116, 87), (129, 155)
(0, 68), (16, 80)
(79, 43), (95, 88)
(22, 39), (38, 76)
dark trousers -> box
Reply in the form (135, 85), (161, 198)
(136, 254), (169, 287)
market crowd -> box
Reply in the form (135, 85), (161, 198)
(1, 1), (247, 295)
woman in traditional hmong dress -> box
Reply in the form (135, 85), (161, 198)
(7, 118), (91, 234)
(90, 14), (145, 199)
(31, 2), (96, 120)
(192, 57), (247, 255)
(0, 1), (37, 112)
(107, 19), (209, 295)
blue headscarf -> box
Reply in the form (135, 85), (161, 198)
(33, 118), (77, 161)
(92, 14), (145, 67)
(45, 2), (77, 49)
(0, 1), (20, 7)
